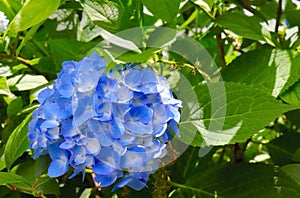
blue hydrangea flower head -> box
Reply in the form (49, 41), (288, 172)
(28, 52), (181, 191)
(0, 11), (9, 33)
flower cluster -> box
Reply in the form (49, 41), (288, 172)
(28, 53), (181, 191)
(0, 11), (9, 33)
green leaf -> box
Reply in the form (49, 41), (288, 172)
(222, 48), (300, 97)
(7, 96), (23, 118)
(171, 164), (278, 197)
(4, 114), (31, 170)
(215, 12), (266, 41)
(80, 0), (140, 33)
(48, 39), (97, 70)
(267, 132), (300, 166)
(280, 164), (300, 184)
(0, 76), (15, 98)
(0, 172), (31, 188)
(77, 12), (102, 42)
(35, 155), (51, 178)
(16, 22), (43, 56)
(36, 178), (60, 195)
(277, 164), (300, 197)
(12, 161), (36, 185)
(0, 0), (22, 20)
(7, 0), (60, 34)
(7, 74), (48, 91)
(280, 80), (300, 106)
(146, 27), (177, 48)
(286, 1), (300, 27)
(178, 82), (294, 146)
(141, 0), (181, 22)
(0, 147), (6, 171)
(0, 65), (13, 77)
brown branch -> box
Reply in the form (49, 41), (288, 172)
(0, 54), (43, 76)
(275, 0), (282, 33)
(216, 34), (226, 71)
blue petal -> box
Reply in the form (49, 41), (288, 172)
(127, 179), (147, 190)
(88, 120), (113, 146)
(153, 104), (168, 123)
(93, 160), (114, 175)
(83, 138), (100, 154)
(61, 119), (77, 137)
(96, 147), (120, 169)
(57, 75), (74, 98)
(153, 120), (167, 137)
(48, 143), (68, 160)
(113, 86), (133, 102)
(168, 119), (180, 136)
(96, 75), (117, 99)
(59, 139), (75, 149)
(74, 109), (94, 127)
(43, 103), (59, 120)
(94, 101), (112, 121)
(112, 141), (127, 156)
(48, 159), (68, 177)
(124, 70), (141, 89)
(76, 71), (100, 92)
(120, 146), (146, 169)
(131, 92), (148, 106)
(45, 127), (60, 140)
(166, 105), (181, 123)
(94, 174), (117, 187)
(110, 118), (124, 139)
(40, 120), (59, 129)
(141, 69), (158, 84)
(37, 87), (54, 104)
(124, 121), (153, 135)
(112, 177), (132, 191)
(124, 106), (153, 123)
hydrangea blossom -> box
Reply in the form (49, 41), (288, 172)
(28, 53), (181, 191)
(0, 11), (9, 33)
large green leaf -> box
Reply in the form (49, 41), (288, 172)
(170, 164), (278, 198)
(7, 96), (23, 118)
(178, 82), (294, 146)
(80, 0), (139, 33)
(267, 131), (300, 166)
(215, 12), (266, 41)
(141, 0), (181, 22)
(0, 0), (22, 20)
(280, 80), (300, 106)
(4, 114), (31, 170)
(48, 39), (97, 70)
(276, 164), (300, 197)
(7, 0), (60, 34)
(222, 48), (300, 97)
(7, 74), (48, 91)
(0, 172), (31, 188)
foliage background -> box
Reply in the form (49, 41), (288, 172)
(1, 0), (300, 197)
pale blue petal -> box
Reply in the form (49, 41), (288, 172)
(112, 177), (132, 191)
(94, 174), (117, 187)
(40, 120), (59, 129)
(93, 160), (114, 175)
(120, 146), (146, 169)
(124, 70), (141, 89)
(127, 179), (147, 191)
(141, 70), (158, 84)
(48, 159), (68, 177)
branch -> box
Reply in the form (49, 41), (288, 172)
(216, 34), (226, 71)
(0, 53), (43, 76)
(275, 0), (282, 33)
